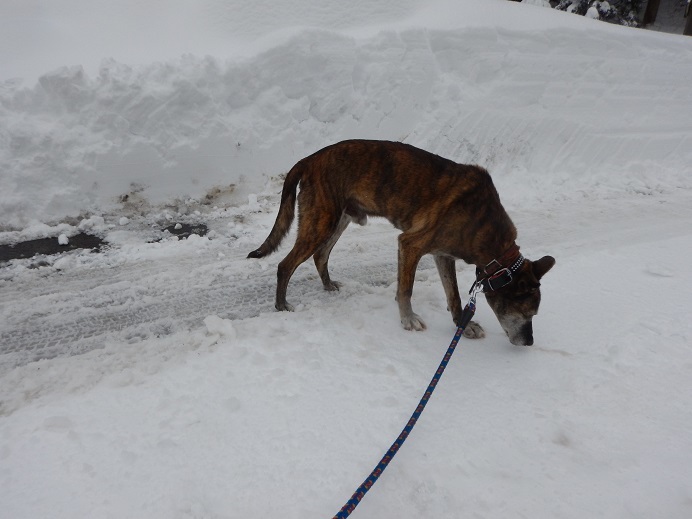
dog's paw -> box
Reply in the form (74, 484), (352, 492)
(323, 280), (342, 292)
(275, 302), (295, 312)
(401, 314), (427, 331)
(462, 320), (485, 339)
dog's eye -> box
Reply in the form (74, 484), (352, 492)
(512, 286), (539, 301)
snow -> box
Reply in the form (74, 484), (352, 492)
(4, 0), (690, 232)
(1, 1), (692, 518)
(586, 6), (601, 19)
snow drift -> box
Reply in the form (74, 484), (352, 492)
(2, 1), (691, 231)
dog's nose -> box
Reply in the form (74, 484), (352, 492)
(512, 322), (534, 346)
(510, 335), (533, 346)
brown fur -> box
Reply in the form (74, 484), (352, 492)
(248, 140), (555, 345)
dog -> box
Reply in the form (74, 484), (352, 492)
(248, 140), (555, 345)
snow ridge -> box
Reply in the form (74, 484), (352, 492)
(2, 26), (691, 230)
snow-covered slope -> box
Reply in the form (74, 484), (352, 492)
(2, 0), (691, 231)
(1, 1), (692, 518)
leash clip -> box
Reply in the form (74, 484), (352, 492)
(468, 280), (483, 298)
(459, 281), (482, 330)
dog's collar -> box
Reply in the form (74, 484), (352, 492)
(474, 244), (525, 292)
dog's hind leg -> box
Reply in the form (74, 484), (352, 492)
(275, 206), (340, 312)
(314, 213), (351, 291)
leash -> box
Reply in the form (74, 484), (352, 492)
(332, 284), (481, 519)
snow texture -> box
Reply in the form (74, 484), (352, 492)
(1, 1), (692, 518)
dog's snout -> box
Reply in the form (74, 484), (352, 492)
(519, 321), (533, 346)
(508, 321), (534, 346)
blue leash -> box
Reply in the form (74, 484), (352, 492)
(332, 290), (479, 519)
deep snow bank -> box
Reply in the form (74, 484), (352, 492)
(1, 1), (692, 231)
(0, 0), (423, 83)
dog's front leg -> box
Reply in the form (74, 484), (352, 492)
(433, 255), (463, 323)
(397, 234), (426, 331)
(433, 254), (486, 339)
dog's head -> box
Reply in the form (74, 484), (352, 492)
(483, 256), (555, 346)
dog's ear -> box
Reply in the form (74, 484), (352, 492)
(532, 256), (555, 280)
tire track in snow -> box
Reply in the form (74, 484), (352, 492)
(0, 245), (414, 374)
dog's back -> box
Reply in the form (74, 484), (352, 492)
(295, 140), (500, 233)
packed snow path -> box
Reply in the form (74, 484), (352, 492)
(0, 233), (407, 373)
(2, 190), (692, 518)
(3, 192), (691, 375)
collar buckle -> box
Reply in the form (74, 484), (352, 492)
(484, 267), (513, 291)
(482, 259), (503, 276)
(474, 245), (526, 293)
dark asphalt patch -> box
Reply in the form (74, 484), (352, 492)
(0, 233), (105, 263)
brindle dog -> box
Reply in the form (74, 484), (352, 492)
(248, 140), (555, 345)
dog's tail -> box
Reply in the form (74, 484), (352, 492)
(247, 160), (304, 259)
